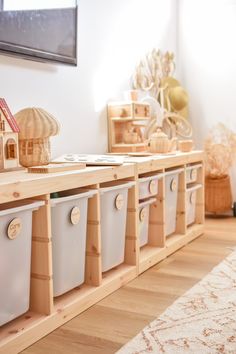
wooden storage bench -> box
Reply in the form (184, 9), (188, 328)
(0, 151), (204, 354)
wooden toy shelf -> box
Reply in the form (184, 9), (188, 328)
(0, 151), (204, 354)
(111, 142), (149, 153)
(126, 151), (204, 274)
(107, 101), (151, 153)
(111, 117), (150, 121)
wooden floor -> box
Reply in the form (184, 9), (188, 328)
(22, 217), (236, 354)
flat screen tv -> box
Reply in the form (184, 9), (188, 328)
(0, 0), (77, 65)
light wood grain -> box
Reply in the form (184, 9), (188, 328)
(86, 185), (102, 286)
(149, 172), (165, 247)
(22, 216), (236, 354)
(125, 182), (139, 266)
(176, 168), (186, 234)
(107, 102), (150, 153)
(196, 163), (205, 224)
(30, 194), (53, 315)
(0, 265), (136, 354)
(0, 152), (205, 354)
(130, 151), (204, 174)
(0, 164), (135, 204)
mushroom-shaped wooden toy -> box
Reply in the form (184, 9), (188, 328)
(15, 107), (60, 167)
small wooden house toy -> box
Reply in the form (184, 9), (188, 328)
(0, 98), (22, 172)
(107, 101), (151, 153)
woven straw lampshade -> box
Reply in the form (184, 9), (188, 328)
(15, 107), (60, 167)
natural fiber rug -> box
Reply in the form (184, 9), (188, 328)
(116, 251), (236, 354)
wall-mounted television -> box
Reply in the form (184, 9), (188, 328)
(0, 0), (77, 65)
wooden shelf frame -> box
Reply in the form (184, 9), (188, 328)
(111, 117), (150, 122)
(0, 151), (205, 354)
(137, 156), (205, 275)
(30, 194), (53, 316)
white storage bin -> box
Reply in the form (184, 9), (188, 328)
(186, 164), (202, 184)
(139, 198), (156, 247)
(100, 181), (134, 272)
(165, 168), (184, 236)
(51, 189), (97, 297)
(186, 184), (202, 225)
(0, 199), (44, 326)
(139, 173), (163, 200)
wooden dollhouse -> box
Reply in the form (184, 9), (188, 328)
(0, 98), (22, 172)
(107, 101), (151, 153)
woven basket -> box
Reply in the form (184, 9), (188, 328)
(19, 138), (50, 167)
(205, 175), (232, 213)
(15, 108), (60, 139)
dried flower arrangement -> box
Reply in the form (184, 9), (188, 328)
(132, 49), (175, 100)
(204, 123), (236, 178)
(131, 48), (192, 142)
(204, 123), (236, 213)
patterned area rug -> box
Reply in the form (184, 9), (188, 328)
(117, 251), (236, 354)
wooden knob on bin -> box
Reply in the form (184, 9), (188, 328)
(7, 218), (22, 240)
(70, 206), (81, 225)
(115, 194), (124, 210)
(139, 207), (147, 222)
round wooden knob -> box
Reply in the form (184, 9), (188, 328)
(70, 206), (80, 225)
(139, 207), (147, 222)
(115, 194), (124, 210)
(120, 108), (127, 117)
(190, 192), (196, 204)
(170, 178), (177, 192)
(7, 218), (22, 240)
(149, 180), (157, 194)
(190, 169), (197, 181)
(144, 106), (149, 117)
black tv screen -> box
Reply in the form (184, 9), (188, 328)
(0, 1), (77, 65)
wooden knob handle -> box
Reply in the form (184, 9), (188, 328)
(7, 218), (22, 240)
(190, 192), (196, 205)
(144, 106), (149, 116)
(170, 178), (177, 192)
(120, 108), (126, 117)
(139, 207), (147, 222)
(115, 194), (124, 210)
(70, 206), (81, 225)
(190, 169), (197, 181)
(149, 180), (157, 194)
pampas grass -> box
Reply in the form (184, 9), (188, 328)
(204, 123), (236, 178)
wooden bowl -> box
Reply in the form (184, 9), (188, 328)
(178, 139), (193, 152)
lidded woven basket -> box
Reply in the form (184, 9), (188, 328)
(15, 107), (60, 167)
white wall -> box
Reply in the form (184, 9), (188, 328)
(178, 0), (236, 198)
(0, 0), (177, 158)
